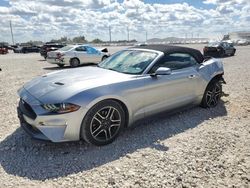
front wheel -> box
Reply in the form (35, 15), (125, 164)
(81, 100), (125, 146)
(201, 80), (222, 108)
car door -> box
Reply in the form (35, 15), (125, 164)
(142, 53), (201, 116)
(74, 46), (88, 63)
(85, 46), (102, 63)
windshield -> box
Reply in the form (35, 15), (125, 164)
(59, 45), (74, 51)
(98, 50), (158, 74)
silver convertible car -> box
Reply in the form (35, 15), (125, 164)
(17, 45), (225, 145)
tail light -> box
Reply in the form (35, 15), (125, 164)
(203, 47), (208, 52)
(57, 53), (64, 59)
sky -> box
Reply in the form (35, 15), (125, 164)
(0, 0), (250, 43)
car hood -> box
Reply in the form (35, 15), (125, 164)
(22, 66), (134, 102)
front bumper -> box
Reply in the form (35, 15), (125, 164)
(17, 107), (50, 141)
(17, 89), (86, 142)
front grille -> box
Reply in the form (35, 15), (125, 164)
(19, 99), (37, 120)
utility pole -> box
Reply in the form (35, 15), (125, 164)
(127, 26), (129, 42)
(10, 20), (14, 45)
(109, 26), (111, 43)
(145, 31), (148, 42)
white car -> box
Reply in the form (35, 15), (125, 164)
(46, 45), (110, 67)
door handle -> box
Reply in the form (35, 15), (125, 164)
(188, 75), (196, 79)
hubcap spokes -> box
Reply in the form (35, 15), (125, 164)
(206, 84), (221, 107)
(90, 106), (121, 141)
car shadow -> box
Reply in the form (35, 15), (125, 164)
(43, 63), (97, 70)
(0, 101), (227, 180)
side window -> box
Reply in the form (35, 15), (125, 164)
(75, 46), (86, 52)
(150, 53), (198, 73)
(85, 46), (99, 54)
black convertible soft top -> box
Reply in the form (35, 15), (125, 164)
(132, 44), (204, 64)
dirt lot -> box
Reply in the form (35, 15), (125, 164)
(0, 44), (249, 188)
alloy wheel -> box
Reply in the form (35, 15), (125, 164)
(205, 83), (222, 107)
(90, 106), (121, 142)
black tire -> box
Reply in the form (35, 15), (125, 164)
(102, 55), (108, 61)
(81, 100), (125, 146)
(200, 80), (222, 108)
(57, 64), (64, 68)
(70, 58), (80, 67)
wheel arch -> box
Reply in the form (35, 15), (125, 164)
(209, 73), (224, 83)
(70, 57), (80, 63)
(203, 73), (224, 94)
(101, 55), (109, 61)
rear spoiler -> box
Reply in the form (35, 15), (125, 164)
(99, 48), (108, 53)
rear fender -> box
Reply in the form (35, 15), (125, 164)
(198, 58), (224, 83)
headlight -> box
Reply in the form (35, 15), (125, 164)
(42, 103), (80, 114)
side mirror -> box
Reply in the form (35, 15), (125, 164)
(152, 67), (171, 76)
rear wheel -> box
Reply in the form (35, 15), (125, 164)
(70, 58), (80, 67)
(201, 80), (222, 108)
(81, 100), (125, 146)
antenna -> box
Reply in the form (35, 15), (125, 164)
(10, 20), (14, 45)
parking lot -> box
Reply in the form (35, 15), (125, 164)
(0, 44), (249, 187)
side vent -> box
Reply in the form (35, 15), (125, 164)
(54, 82), (64, 85)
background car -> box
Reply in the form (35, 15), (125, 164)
(13, 46), (40, 53)
(0, 46), (8, 54)
(40, 43), (65, 59)
(203, 41), (236, 57)
(46, 45), (110, 67)
(17, 45), (225, 146)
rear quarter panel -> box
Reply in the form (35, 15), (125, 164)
(197, 58), (224, 95)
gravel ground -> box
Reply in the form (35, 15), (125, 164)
(0, 44), (249, 188)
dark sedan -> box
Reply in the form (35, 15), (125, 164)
(203, 42), (236, 57)
(40, 43), (65, 59)
(13, 46), (40, 53)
